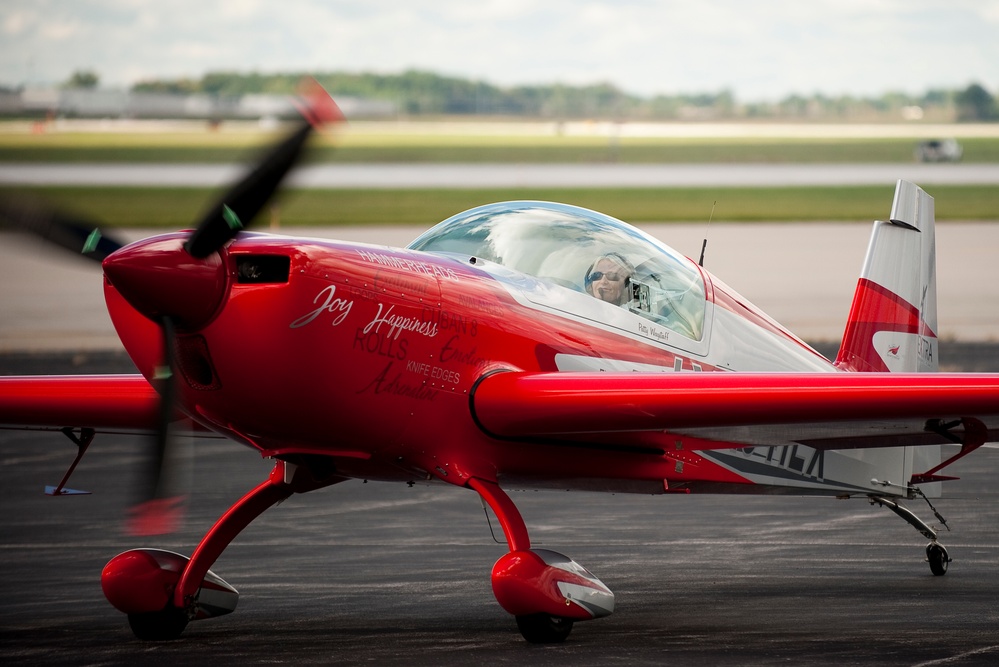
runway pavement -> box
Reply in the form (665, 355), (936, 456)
(2, 162), (999, 188)
(2, 352), (999, 666)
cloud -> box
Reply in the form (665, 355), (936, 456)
(0, 0), (996, 100)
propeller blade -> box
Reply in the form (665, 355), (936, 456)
(9, 79), (344, 534)
(126, 315), (186, 536)
(183, 79), (344, 259)
(0, 196), (126, 262)
(183, 122), (313, 259)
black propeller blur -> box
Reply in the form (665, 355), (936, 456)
(183, 122), (313, 259)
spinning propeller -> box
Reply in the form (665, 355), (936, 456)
(0, 80), (343, 535)
(0, 197), (128, 262)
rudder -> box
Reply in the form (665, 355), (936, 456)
(836, 180), (938, 373)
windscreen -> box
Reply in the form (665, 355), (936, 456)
(409, 201), (706, 340)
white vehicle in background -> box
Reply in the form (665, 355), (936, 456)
(915, 138), (963, 162)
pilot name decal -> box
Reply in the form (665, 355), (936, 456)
(290, 284), (354, 328)
(637, 320), (669, 343)
(355, 249), (459, 281)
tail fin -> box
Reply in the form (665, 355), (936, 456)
(836, 180), (938, 373)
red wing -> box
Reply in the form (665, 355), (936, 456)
(471, 372), (999, 449)
(0, 375), (160, 433)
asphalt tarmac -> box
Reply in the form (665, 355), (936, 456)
(2, 354), (999, 666)
(3, 162), (999, 188)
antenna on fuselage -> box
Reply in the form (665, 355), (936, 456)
(698, 200), (716, 267)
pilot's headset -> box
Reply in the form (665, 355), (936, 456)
(584, 252), (634, 292)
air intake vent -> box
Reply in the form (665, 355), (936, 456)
(236, 255), (291, 284)
(175, 334), (221, 391)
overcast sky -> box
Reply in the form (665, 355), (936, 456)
(2, 0), (997, 101)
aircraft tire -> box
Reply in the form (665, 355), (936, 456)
(926, 543), (950, 576)
(127, 605), (190, 641)
(515, 613), (574, 643)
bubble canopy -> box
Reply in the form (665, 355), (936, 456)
(408, 201), (706, 340)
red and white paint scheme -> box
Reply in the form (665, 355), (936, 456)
(1, 89), (997, 643)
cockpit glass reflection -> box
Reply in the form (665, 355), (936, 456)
(409, 202), (706, 340)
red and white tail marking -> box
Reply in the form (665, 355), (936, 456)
(836, 180), (937, 373)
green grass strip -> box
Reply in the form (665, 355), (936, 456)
(2, 185), (996, 227)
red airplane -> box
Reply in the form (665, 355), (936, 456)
(2, 87), (998, 644)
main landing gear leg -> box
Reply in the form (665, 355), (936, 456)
(870, 494), (951, 576)
(468, 478), (615, 643)
(102, 460), (345, 640)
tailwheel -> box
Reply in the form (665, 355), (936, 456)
(926, 542), (950, 576)
(516, 613), (574, 644)
(127, 605), (190, 641)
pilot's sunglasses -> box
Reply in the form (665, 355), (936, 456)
(588, 271), (623, 282)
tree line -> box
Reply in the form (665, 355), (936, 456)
(64, 69), (999, 122)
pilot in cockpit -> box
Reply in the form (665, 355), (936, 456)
(584, 253), (634, 306)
